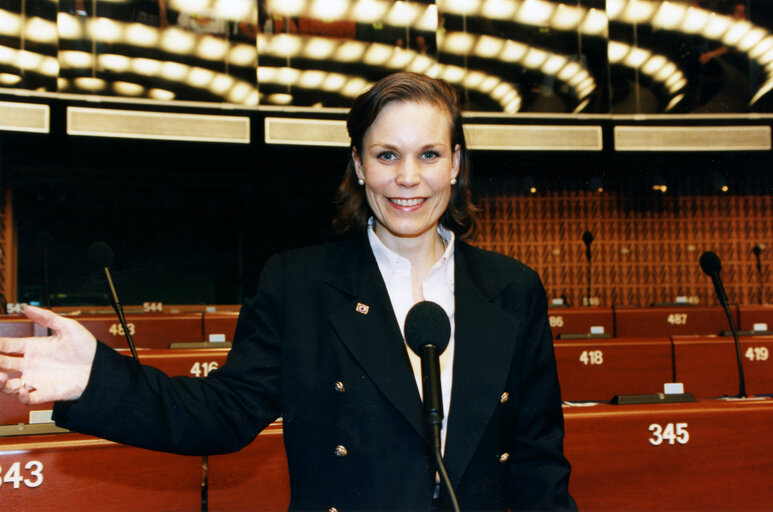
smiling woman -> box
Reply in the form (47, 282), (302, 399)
(0, 71), (575, 512)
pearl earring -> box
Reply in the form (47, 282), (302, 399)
(357, 178), (365, 186)
(450, 178), (457, 185)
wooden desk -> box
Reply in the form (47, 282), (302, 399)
(555, 337), (673, 402)
(203, 312), (240, 342)
(0, 423), (287, 512)
(0, 316), (36, 337)
(564, 398), (773, 511)
(673, 335), (773, 398)
(614, 306), (737, 337)
(1, 347), (230, 426)
(4, 400), (772, 510)
(68, 313), (204, 349)
(548, 307), (614, 338)
(738, 305), (773, 331)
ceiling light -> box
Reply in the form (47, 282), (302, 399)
(581, 8), (608, 36)
(387, 2), (419, 26)
(500, 40), (527, 62)
(681, 6), (709, 33)
(624, 47), (650, 68)
(723, 20), (752, 46)
(607, 41), (628, 64)
(481, 0), (517, 20)
(310, 0), (348, 20)
(352, 0), (389, 23)
(652, 1), (686, 30)
(552, 4), (584, 30)
(210, 74), (234, 95)
(124, 23), (158, 46)
(113, 81), (145, 96)
(703, 13), (731, 39)
(416, 5), (438, 31)
(298, 70), (325, 89)
(160, 61), (189, 81)
(149, 88), (175, 101)
(474, 35), (503, 58)
(197, 35), (228, 60)
(99, 54), (131, 72)
(335, 41), (365, 62)
(25, 17), (58, 44)
(363, 43), (393, 65)
(133, 58), (162, 76)
(74, 77), (106, 91)
(444, 32), (475, 54)
(622, 0), (656, 24)
(303, 37), (336, 59)
(517, 0), (554, 26)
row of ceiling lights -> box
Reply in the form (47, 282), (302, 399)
(1, 1), (772, 111)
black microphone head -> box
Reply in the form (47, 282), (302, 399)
(699, 251), (722, 276)
(404, 301), (451, 357)
(582, 231), (594, 246)
(88, 241), (114, 268)
(753, 245), (762, 257)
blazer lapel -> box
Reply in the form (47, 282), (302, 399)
(443, 244), (521, 488)
(325, 235), (425, 439)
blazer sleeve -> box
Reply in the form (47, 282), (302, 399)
(507, 272), (576, 511)
(53, 255), (286, 455)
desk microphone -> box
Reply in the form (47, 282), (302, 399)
(752, 245), (764, 304)
(582, 231), (594, 306)
(88, 242), (139, 362)
(404, 301), (459, 512)
(699, 251), (746, 397)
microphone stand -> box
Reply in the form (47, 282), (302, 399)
(103, 267), (139, 361)
(582, 232), (593, 307)
(753, 246), (764, 304)
(420, 344), (460, 512)
(711, 271), (747, 398)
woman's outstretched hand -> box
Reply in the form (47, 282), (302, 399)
(0, 306), (97, 405)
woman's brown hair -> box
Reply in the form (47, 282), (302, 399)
(332, 72), (478, 240)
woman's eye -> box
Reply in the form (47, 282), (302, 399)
(377, 151), (396, 161)
(421, 150), (439, 160)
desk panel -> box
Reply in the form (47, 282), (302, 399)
(0, 316), (36, 337)
(72, 313), (203, 349)
(1, 347), (230, 426)
(673, 335), (773, 398)
(548, 307), (614, 338)
(555, 338), (673, 402)
(208, 422), (289, 511)
(203, 312), (239, 342)
(564, 398), (773, 511)
(738, 305), (773, 332)
(0, 434), (201, 511)
(614, 306), (736, 337)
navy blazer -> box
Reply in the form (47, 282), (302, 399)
(55, 234), (575, 511)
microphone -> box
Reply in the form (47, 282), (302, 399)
(752, 245), (764, 304)
(88, 242), (139, 361)
(404, 301), (459, 512)
(582, 231), (594, 306)
(699, 251), (746, 397)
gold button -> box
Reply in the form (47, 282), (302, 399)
(500, 392), (510, 404)
(334, 445), (348, 457)
(498, 452), (510, 463)
(334, 381), (346, 393)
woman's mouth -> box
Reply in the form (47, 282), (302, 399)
(389, 198), (425, 207)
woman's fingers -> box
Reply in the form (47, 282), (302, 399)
(0, 353), (24, 372)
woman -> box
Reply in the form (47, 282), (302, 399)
(0, 72), (574, 511)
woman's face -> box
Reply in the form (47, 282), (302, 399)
(352, 100), (460, 249)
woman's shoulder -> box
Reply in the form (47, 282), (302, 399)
(264, 235), (366, 277)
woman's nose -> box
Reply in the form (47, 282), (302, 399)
(395, 160), (421, 187)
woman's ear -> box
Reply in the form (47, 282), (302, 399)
(352, 147), (363, 180)
(451, 144), (461, 181)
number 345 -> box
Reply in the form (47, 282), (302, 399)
(649, 422), (689, 445)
